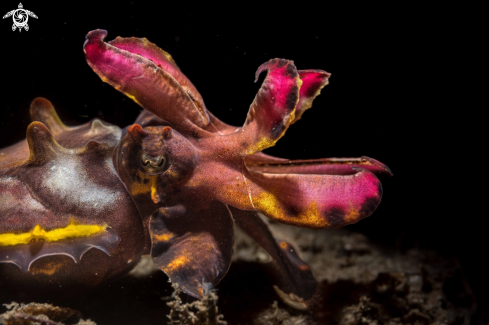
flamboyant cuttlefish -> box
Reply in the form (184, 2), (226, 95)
(0, 29), (391, 307)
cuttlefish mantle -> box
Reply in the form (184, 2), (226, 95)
(0, 221), (120, 272)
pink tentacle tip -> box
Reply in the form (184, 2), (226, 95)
(85, 29), (107, 42)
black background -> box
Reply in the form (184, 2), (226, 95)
(0, 0), (483, 318)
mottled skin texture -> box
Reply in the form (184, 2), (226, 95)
(0, 29), (391, 303)
(0, 98), (145, 299)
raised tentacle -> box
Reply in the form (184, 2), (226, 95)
(293, 69), (331, 123)
(219, 59), (301, 155)
(108, 36), (208, 118)
(83, 30), (332, 141)
(84, 30), (209, 136)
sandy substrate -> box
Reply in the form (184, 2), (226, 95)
(0, 217), (475, 324)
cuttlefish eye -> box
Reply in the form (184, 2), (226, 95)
(140, 153), (170, 175)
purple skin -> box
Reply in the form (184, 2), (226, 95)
(0, 29), (392, 305)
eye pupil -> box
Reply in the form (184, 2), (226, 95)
(140, 154), (169, 175)
(157, 157), (165, 167)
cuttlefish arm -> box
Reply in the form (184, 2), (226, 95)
(149, 201), (234, 298)
(231, 207), (317, 308)
(84, 29), (209, 136)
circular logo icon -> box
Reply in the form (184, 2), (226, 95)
(2, 3), (37, 32)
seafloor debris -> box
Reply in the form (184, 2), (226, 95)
(0, 302), (95, 325)
(166, 283), (227, 325)
(254, 301), (315, 325)
(227, 217), (475, 324)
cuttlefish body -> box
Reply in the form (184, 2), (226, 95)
(0, 30), (391, 305)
